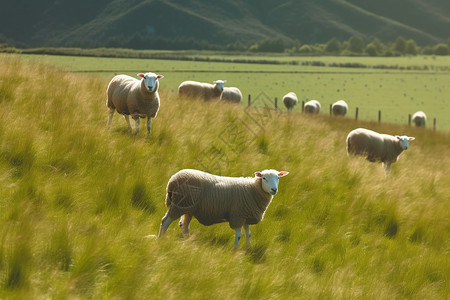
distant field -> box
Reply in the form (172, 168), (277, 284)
(19, 53), (450, 132)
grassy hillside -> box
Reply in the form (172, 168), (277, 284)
(1, 0), (450, 48)
(0, 55), (449, 299)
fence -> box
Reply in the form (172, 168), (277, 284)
(247, 94), (437, 131)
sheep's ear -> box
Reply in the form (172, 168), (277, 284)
(409, 137), (415, 141)
(395, 135), (401, 140)
(255, 172), (263, 178)
(278, 171), (289, 177)
(137, 73), (145, 78)
(157, 74), (164, 79)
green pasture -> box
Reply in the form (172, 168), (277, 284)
(20, 53), (450, 132)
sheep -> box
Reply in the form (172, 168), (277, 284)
(304, 100), (321, 114)
(220, 87), (242, 103)
(178, 80), (226, 101)
(157, 169), (289, 249)
(412, 111), (427, 127)
(332, 100), (348, 116)
(282, 92), (298, 111)
(106, 72), (164, 134)
(346, 128), (415, 172)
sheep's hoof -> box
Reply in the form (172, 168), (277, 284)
(144, 234), (157, 240)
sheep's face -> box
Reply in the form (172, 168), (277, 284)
(255, 170), (289, 196)
(213, 80), (226, 92)
(396, 135), (415, 150)
(138, 73), (164, 92)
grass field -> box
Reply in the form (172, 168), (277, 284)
(19, 53), (450, 132)
(0, 54), (449, 299)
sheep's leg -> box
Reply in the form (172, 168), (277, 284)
(385, 163), (391, 173)
(146, 117), (152, 133)
(179, 214), (193, 237)
(133, 116), (140, 135)
(234, 228), (242, 249)
(124, 115), (132, 131)
(158, 213), (173, 238)
(107, 107), (115, 127)
(244, 224), (251, 249)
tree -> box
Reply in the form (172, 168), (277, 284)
(365, 44), (377, 56)
(394, 36), (407, 54)
(370, 38), (386, 56)
(405, 39), (418, 55)
(433, 43), (449, 55)
(325, 38), (341, 54)
(348, 35), (364, 53)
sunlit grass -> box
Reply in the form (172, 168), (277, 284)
(0, 55), (449, 299)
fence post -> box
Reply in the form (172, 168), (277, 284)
(433, 118), (436, 131)
(378, 110), (381, 123)
(274, 97), (278, 110)
(408, 114), (411, 126)
(355, 107), (359, 120)
(301, 100), (305, 112)
(329, 104), (332, 116)
(248, 94), (251, 107)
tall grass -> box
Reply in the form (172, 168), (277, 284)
(0, 54), (449, 299)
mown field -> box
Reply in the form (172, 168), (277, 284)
(20, 53), (450, 132)
(0, 54), (449, 299)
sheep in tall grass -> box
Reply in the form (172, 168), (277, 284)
(157, 169), (289, 249)
(304, 100), (321, 114)
(412, 111), (427, 127)
(178, 80), (226, 101)
(106, 72), (164, 134)
(283, 92), (298, 111)
(346, 128), (415, 172)
(332, 100), (348, 116)
(220, 87), (242, 103)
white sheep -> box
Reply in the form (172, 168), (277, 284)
(346, 128), (415, 172)
(178, 80), (226, 101)
(412, 111), (427, 127)
(106, 72), (164, 134)
(282, 92), (298, 111)
(157, 169), (289, 249)
(220, 87), (242, 103)
(332, 100), (348, 116)
(304, 100), (321, 114)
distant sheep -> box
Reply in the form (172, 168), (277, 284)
(157, 169), (289, 249)
(178, 80), (226, 101)
(107, 72), (163, 134)
(332, 100), (348, 116)
(220, 87), (242, 103)
(346, 128), (415, 172)
(282, 92), (298, 111)
(412, 111), (427, 127)
(304, 100), (321, 114)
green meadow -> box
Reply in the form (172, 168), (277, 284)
(21, 53), (450, 131)
(0, 53), (449, 299)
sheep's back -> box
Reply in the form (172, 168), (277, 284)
(107, 75), (139, 114)
(178, 81), (208, 99)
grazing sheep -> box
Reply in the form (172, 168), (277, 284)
(106, 72), (164, 134)
(220, 87), (242, 103)
(304, 100), (321, 114)
(412, 111), (427, 127)
(332, 100), (348, 116)
(346, 128), (415, 172)
(157, 169), (289, 248)
(178, 80), (226, 101)
(282, 92), (298, 111)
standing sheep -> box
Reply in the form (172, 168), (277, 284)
(304, 100), (321, 114)
(412, 111), (427, 127)
(283, 92), (298, 111)
(332, 100), (348, 116)
(178, 80), (226, 101)
(346, 128), (415, 172)
(220, 87), (242, 103)
(106, 72), (164, 134)
(157, 169), (289, 249)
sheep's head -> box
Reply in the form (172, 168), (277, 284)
(255, 169), (289, 196)
(138, 72), (164, 92)
(396, 135), (415, 150)
(213, 80), (226, 92)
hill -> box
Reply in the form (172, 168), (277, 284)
(1, 0), (450, 49)
(0, 54), (449, 298)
